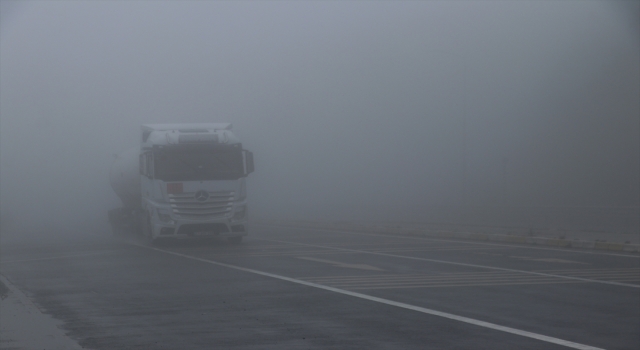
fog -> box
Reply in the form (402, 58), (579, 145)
(1, 1), (638, 236)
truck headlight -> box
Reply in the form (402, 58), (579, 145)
(156, 208), (172, 223)
(232, 206), (247, 221)
(238, 180), (247, 201)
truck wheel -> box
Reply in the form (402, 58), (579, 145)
(228, 236), (243, 244)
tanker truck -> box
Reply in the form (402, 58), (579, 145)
(108, 123), (254, 243)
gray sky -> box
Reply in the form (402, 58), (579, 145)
(1, 1), (638, 231)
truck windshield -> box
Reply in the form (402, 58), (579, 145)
(154, 147), (243, 181)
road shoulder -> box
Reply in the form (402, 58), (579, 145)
(0, 274), (84, 350)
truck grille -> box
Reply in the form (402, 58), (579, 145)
(168, 191), (235, 219)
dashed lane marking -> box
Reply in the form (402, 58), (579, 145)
(299, 270), (640, 291)
(167, 241), (501, 258)
(205, 245), (502, 258)
(366, 246), (505, 253)
(297, 257), (384, 271)
(256, 238), (640, 288)
(299, 241), (493, 250)
(537, 268), (640, 281)
(538, 267), (640, 274)
(300, 272), (580, 289)
(218, 249), (349, 257)
(324, 280), (581, 290)
(298, 268), (640, 290)
(509, 256), (588, 264)
(134, 243), (605, 350)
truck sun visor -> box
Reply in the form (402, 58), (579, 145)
(178, 133), (219, 143)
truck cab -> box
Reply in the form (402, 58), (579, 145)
(138, 123), (253, 242)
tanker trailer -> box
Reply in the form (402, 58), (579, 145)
(108, 147), (142, 235)
(108, 123), (254, 243)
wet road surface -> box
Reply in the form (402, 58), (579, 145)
(1, 224), (639, 349)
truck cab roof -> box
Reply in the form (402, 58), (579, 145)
(141, 123), (240, 148)
(142, 123), (232, 132)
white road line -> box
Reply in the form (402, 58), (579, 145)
(135, 244), (604, 350)
(302, 270), (640, 282)
(538, 267), (640, 273)
(347, 280), (582, 290)
(257, 238), (640, 288)
(305, 274), (571, 283)
(314, 278), (580, 288)
(259, 224), (640, 258)
(297, 257), (384, 271)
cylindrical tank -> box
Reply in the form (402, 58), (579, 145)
(109, 147), (141, 209)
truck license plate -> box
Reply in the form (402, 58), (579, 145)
(194, 231), (215, 236)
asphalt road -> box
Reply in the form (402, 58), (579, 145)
(1, 224), (639, 349)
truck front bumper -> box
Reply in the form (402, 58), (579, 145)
(151, 218), (248, 240)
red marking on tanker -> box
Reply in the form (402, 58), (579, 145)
(167, 183), (183, 194)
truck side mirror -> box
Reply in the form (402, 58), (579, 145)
(139, 152), (153, 179)
(244, 150), (254, 175)
(146, 152), (154, 179)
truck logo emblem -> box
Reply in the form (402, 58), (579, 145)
(195, 190), (209, 201)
